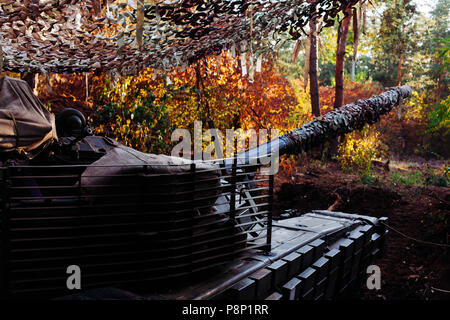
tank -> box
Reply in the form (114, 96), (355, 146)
(0, 76), (411, 300)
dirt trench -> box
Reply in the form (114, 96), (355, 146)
(273, 164), (449, 300)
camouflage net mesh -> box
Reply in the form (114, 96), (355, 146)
(0, 0), (358, 75)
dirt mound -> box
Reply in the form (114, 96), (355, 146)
(276, 182), (334, 213)
(276, 181), (400, 218)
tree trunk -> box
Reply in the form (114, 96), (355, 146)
(291, 39), (302, 64)
(351, 60), (355, 82)
(351, 7), (359, 82)
(396, 25), (406, 86)
(334, 9), (352, 110)
(437, 58), (444, 101)
(304, 35), (310, 91)
(195, 61), (215, 128)
(361, 2), (366, 35)
(330, 9), (352, 157)
(396, 53), (404, 86)
(0, 45), (3, 73)
(309, 19), (320, 117)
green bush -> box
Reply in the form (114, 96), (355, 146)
(423, 165), (449, 187)
(427, 95), (450, 136)
(390, 168), (449, 187)
(360, 170), (378, 185)
(390, 171), (422, 187)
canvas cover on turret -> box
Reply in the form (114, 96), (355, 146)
(0, 76), (57, 158)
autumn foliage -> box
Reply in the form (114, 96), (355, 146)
(36, 52), (304, 155)
(33, 50), (444, 167)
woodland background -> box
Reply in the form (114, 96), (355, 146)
(18, 0), (448, 179)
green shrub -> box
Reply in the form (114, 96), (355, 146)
(423, 165), (449, 187)
(390, 171), (422, 187)
(361, 170), (378, 185)
(427, 95), (450, 136)
(391, 168), (449, 187)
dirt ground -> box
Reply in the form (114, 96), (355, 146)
(274, 158), (449, 300)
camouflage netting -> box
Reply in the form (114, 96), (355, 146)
(0, 0), (358, 75)
(283, 85), (413, 154)
(238, 85), (412, 163)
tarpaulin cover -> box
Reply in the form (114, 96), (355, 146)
(81, 144), (222, 213)
(0, 76), (57, 158)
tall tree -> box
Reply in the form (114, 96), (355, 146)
(430, 0), (450, 100)
(371, 0), (417, 87)
(329, 8), (352, 157)
(334, 8), (352, 110)
(309, 19), (321, 116)
(351, 6), (361, 82)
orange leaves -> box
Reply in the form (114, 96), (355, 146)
(34, 52), (313, 156)
(319, 79), (383, 110)
(238, 59), (298, 131)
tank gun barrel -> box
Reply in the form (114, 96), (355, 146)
(226, 85), (412, 167)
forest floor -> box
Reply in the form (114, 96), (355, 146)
(274, 158), (449, 300)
